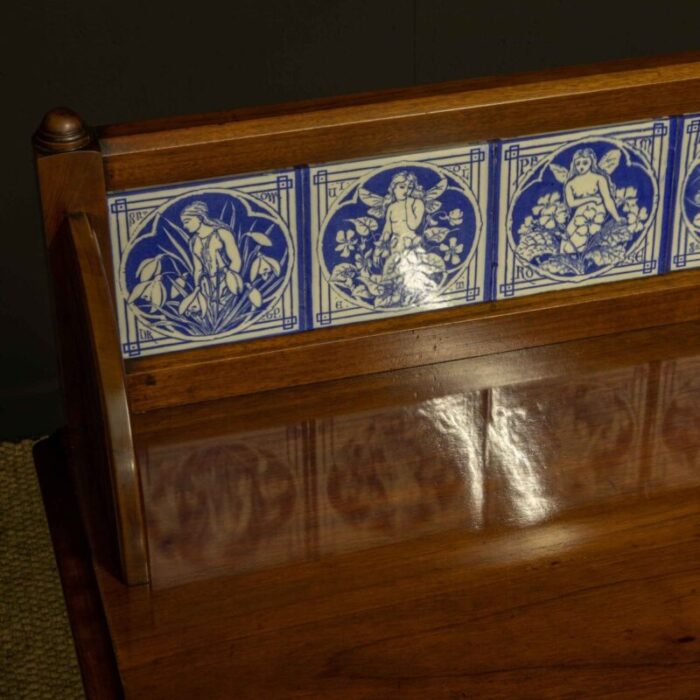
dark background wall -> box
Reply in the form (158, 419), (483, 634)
(2, 1), (699, 440)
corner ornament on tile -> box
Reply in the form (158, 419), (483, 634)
(319, 164), (480, 310)
(509, 139), (657, 282)
(119, 189), (293, 344)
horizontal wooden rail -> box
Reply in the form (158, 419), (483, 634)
(126, 269), (700, 413)
(99, 52), (700, 191)
(131, 319), (700, 447)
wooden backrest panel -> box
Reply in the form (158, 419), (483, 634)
(35, 53), (700, 416)
(86, 53), (700, 412)
(100, 53), (700, 190)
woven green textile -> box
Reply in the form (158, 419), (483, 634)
(0, 440), (84, 699)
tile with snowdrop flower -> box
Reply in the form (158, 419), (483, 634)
(108, 169), (303, 358)
(306, 144), (491, 328)
(668, 114), (700, 271)
(494, 119), (674, 300)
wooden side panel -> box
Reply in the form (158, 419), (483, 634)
(33, 435), (124, 700)
(66, 213), (149, 585)
(34, 115), (149, 585)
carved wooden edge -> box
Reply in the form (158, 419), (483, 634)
(66, 213), (149, 585)
(98, 52), (700, 189)
(126, 269), (700, 413)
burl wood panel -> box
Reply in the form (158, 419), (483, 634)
(68, 321), (700, 699)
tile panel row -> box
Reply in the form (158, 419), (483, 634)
(108, 113), (700, 358)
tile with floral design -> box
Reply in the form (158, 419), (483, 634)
(108, 169), (303, 358)
(494, 119), (675, 299)
(668, 113), (700, 271)
(306, 144), (491, 328)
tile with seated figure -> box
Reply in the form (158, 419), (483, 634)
(668, 113), (700, 271)
(108, 169), (303, 358)
(494, 119), (674, 300)
(307, 144), (491, 328)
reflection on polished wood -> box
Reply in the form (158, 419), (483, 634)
(135, 322), (700, 589)
(140, 426), (306, 585)
(84, 322), (700, 696)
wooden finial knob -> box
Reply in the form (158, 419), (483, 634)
(33, 107), (92, 153)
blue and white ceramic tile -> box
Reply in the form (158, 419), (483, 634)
(494, 119), (673, 299)
(669, 113), (700, 271)
(307, 144), (490, 328)
(108, 170), (302, 358)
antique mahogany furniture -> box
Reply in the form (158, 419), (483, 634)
(33, 53), (700, 698)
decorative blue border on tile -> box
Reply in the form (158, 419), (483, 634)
(669, 113), (700, 271)
(494, 119), (673, 299)
(307, 144), (491, 328)
(108, 169), (303, 359)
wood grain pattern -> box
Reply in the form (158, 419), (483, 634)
(100, 53), (700, 190)
(131, 320), (700, 446)
(67, 213), (149, 585)
(78, 322), (700, 698)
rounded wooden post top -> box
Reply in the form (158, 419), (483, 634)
(33, 107), (92, 153)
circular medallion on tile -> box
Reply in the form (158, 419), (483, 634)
(318, 163), (482, 310)
(508, 138), (658, 282)
(120, 189), (293, 341)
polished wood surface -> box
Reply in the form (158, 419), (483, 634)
(57, 321), (699, 698)
(67, 213), (148, 584)
(33, 111), (112, 276)
(34, 107), (93, 153)
(99, 52), (700, 190)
